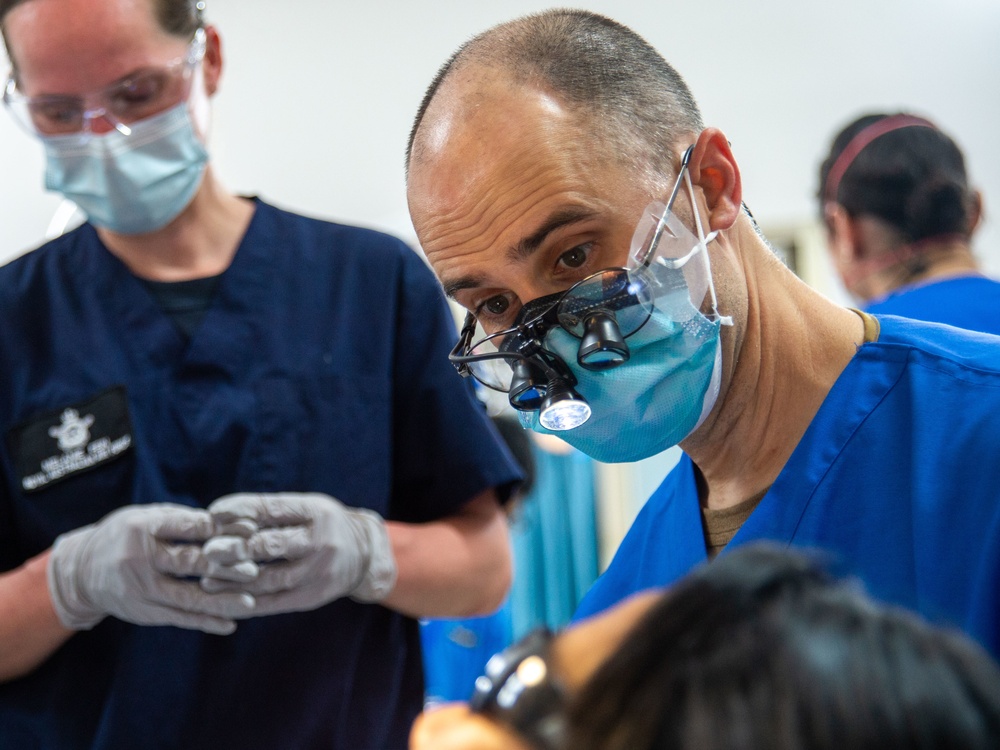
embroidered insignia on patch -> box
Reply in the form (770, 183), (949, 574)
(7, 386), (133, 493)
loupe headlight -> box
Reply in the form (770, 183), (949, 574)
(538, 378), (591, 431)
(501, 330), (593, 430)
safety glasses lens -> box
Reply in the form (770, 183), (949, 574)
(463, 330), (516, 392)
(3, 29), (204, 139)
(627, 201), (712, 321)
(555, 269), (651, 338)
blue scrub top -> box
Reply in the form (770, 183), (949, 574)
(866, 274), (1000, 335)
(0, 199), (522, 749)
(575, 316), (1000, 659)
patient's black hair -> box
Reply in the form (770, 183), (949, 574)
(568, 544), (1000, 750)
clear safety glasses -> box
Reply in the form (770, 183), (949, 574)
(626, 146), (723, 325)
(449, 146), (712, 428)
(3, 27), (206, 140)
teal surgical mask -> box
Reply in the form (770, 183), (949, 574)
(517, 287), (723, 463)
(41, 98), (208, 235)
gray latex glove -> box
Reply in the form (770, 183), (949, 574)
(203, 492), (397, 614)
(47, 503), (256, 635)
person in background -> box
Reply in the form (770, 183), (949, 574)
(819, 112), (1000, 332)
(404, 7), (1000, 665)
(0, 0), (519, 747)
(410, 545), (1000, 750)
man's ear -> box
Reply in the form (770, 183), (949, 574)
(968, 189), (984, 236)
(201, 25), (223, 96)
(685, 128), (742, 232)
(823, 202), (861, 264)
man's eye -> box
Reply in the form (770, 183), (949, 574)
(559, 246), (589, 268)
(483, 296), (510, 316)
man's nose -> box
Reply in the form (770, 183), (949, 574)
(515, 281), (563, 309)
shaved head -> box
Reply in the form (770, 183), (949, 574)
(407, 9), (704, 183)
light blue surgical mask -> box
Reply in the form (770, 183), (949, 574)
(41, 100), (208, 234)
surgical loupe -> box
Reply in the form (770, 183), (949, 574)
(449, 268), (652, 430)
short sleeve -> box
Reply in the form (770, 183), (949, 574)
(388, 248), (522, 522)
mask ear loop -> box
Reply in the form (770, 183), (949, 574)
(683, 170), (733, 326)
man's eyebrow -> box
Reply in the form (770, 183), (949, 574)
(443, 275), (484, 299)
(441, 207), (598, 299)
(510, 207), (599, 263)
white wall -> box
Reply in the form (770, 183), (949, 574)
(2, 0), (997, 280)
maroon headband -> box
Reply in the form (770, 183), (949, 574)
(823, 114), (938, 203)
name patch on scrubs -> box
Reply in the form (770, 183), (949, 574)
(7, 386), (133, 493)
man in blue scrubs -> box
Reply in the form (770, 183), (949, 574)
(819, 111), (1000, 334)
(405, 8), (1000, 659)
(0, 1), (520, 748)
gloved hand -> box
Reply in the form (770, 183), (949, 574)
(47, 503), (256, 635)
(203, 492), (397, 615)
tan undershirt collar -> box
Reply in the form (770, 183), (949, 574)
(849, 308), (881, 344)
(701, 486), (769, 558)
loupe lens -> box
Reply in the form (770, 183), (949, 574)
(556, 269), (650, 338)
(461, 324), (516, 392)
(508, 359), (548, 410)
(578, 312), (628, 370)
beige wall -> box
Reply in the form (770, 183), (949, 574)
(1, 1), (998, 281)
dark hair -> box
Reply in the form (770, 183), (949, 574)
(1, 0), (204, 67)
(406, 9), (704, 178)
(818, 113), (975, 243)
(567, 544), (1000, 750)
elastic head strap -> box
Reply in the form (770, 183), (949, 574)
(824, 114), (938, 204)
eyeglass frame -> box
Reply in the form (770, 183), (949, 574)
(448, 145), (696, 395)
(2, 26), (207, 139)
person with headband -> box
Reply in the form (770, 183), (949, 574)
(409, 545), (1000, 750)
(819, 112), (1000, 332)
(405, 7), (1000, 673)
(0, 0), (521, 747)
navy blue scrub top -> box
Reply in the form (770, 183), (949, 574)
(0, 198), (521, 750)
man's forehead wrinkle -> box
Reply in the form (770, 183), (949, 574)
(418, 172), (517, 255)
(508, 206), (598, 264)
(419, 142), (577, 252)
(435, 165), (580, 268)
(413, 67), (608, 301)
(423, 177), (568, 302)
